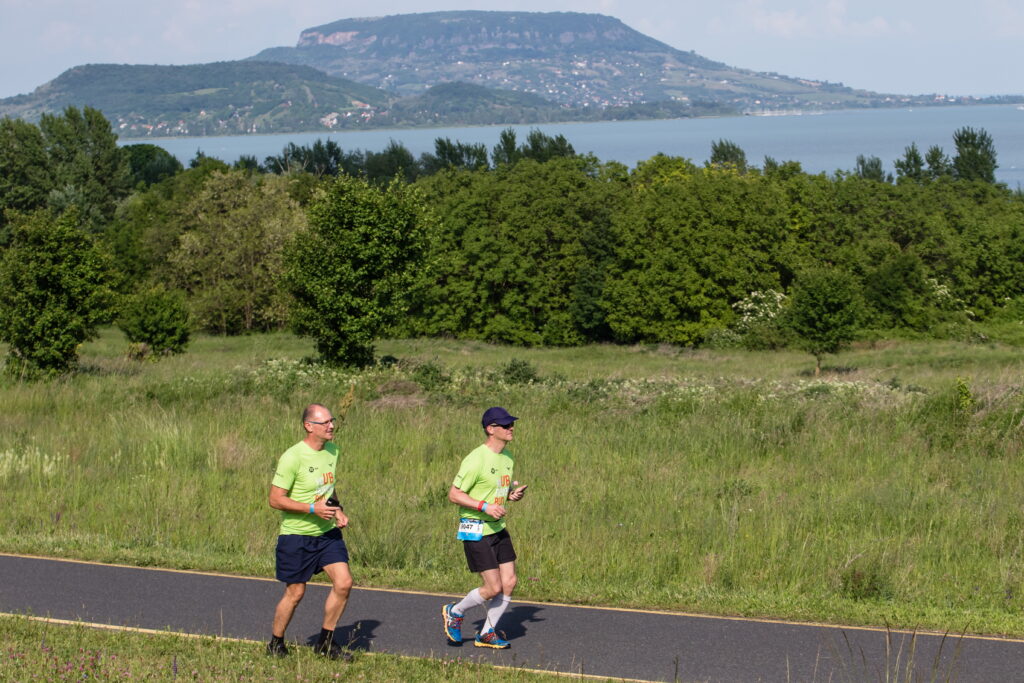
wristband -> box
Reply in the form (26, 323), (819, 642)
(309, 503), (315, 514)
(481, 502), (489, 513)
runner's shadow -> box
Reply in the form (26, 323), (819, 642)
(470, 604), (545, 641)
(304, 619), (380, 652)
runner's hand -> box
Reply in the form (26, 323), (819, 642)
(509, 484), (528, 501)
(314, 501), (339, 520)
(486, 503), (507, 519)
(334, 510), (349, 528)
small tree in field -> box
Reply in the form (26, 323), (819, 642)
(117, 287), (191, 359)
(784, 269), (863, 376)
(0, 209), (114, 375)
(282, 175), (433, 367)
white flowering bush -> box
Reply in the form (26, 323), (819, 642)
(730, 289), (791, 350)
(733, 290), (788, 333)
(927, 278), (973, 318)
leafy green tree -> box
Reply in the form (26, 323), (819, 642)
(951, 200), (1024, 316)
(420, 137), (489, 174)
(862, 248), (935, 330)
(520, 129), (575, 163)
(854, 155), (892, 183)
(784, 268), (863, 375)
(168, 171), (306, 334)
(38, 106), (132, 231)
(0, 209), (114, 375)
(117, 287), (191, 357)
(0, 118), (53, 236)
(491, 128), (523, 166)
(233, 154), (261, 174)
(952, 126), (997, 183)
(282, 175), (433, 366)
(603, 155), (795, 345)
(105, 155), (230, 287)
(263, 139), (363, 178)
(410, 156), (623, 345)
(894, 143), (925, 183)
(188, 150), (218, 168)
(924, 145), (952, 181)
(364, 140), (419, 185)
(264, 143), (310, 175)
(709, 139), (747, 173)
(762, 157), (804, 181)
(123, 144), (183, 187)
(569, 161), (630, 341)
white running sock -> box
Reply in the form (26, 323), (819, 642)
(484, 594), (512, 632)
(453, 588), (487, 616)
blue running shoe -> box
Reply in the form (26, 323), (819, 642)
(442, 602), (463, 643)
(474, 628), (510, 649)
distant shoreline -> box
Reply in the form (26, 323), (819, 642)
(114, 101), (1020, 143)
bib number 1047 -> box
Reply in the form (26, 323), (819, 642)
(457, 517), (484, 541)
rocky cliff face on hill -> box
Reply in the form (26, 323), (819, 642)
(251, 10), (885, 110)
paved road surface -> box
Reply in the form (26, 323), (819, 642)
(2, 554), (1022, 682)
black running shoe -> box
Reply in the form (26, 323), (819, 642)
(314, 639), (353, 662)
(266, 638), (289, 657)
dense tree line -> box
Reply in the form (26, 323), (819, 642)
(1, 107), (1022, 373)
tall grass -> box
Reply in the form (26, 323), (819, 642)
(3, 329), (1024, 636)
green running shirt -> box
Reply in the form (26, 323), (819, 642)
(453, 444), (514, 536)
(272, 440), (339, 536)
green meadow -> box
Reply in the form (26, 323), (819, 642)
(3, 329), (1024, 637)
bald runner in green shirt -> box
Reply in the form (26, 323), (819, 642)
(266, 403), (352, 661)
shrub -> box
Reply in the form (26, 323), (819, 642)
(117, 288), (191, 358)
(701, 327), (743, 349)
(411, 360), (451, 391)
(0, 209), (114, 375)
(492, 358), (541, 385)
(732, 290), (791, 350)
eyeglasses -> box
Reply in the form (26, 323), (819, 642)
(490, 423), (515, 430)
(308, 417), (337, 425)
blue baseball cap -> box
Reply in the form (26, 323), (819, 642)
(481, 406), (518, 428)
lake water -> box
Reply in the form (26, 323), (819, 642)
(133, 104), (1024, 186)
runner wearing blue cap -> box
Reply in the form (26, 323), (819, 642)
(441, 406), (529, 648)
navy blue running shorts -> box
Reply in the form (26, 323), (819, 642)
(463, 528), (516, 572)
(275, 527), (349, 584)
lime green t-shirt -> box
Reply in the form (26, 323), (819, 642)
(453, 443), (514, 536)
(272, 440), (339, 536)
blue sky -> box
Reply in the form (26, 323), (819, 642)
(1, 0), (1021, 99)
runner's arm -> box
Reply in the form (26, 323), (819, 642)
(268, 485), (339, 520)
(448, 485), (506, 519)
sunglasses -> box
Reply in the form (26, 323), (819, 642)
(490, 423), (515, 430)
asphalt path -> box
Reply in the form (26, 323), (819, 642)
(2, 554), (1023, 682)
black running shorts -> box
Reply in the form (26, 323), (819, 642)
(462, 528), (516, 572)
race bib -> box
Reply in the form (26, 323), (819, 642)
(457, 517), (484, 541)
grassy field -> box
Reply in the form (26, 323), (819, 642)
(0, 615), (566, 681)
(3, 328), (1024, 639)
